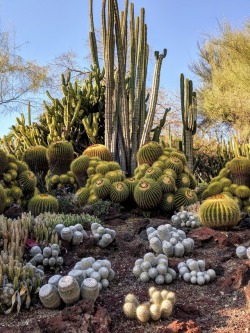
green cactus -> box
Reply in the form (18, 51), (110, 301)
(83, 144), (112, 161)
(144, 166), (163, 180)
(70, 155), (90, 187)
(227, 156), (250, 186)
(176, 173), (191, 188)
(235, 185), (250, 199)
(124, 177), (139, 198)
(0, 149), (9, 175)
(28, 194), (59, 217)
(180, 74), (197, 173)
(92, 178), (111, 200)
(46, 140), (74, 175)
(157, 175), (176, 193)
(22, 145), (49, 174)
(199, 194), (240, 229)
(18, 171), (37, 193)
(159, 193), (175, 212)
(134, 178), (162, 210)
(174, 187), (197, 209)
(74, 187), (90, 206)
(137, 141), (164, 166)
(165, 156), (184, 174)
(105, 170), (125, 183)
(109, 182), (129, 203)
(0, 185), (6, 214)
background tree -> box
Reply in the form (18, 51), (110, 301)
(0, 26), (50, 113)
(190, 20), (250, 141)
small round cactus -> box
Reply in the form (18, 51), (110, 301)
(80, 278), (100, 301)
(39, 284), (62, 309)
(58, 276), (81, 305)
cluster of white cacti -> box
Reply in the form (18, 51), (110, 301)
(236, 245), (250, 259)
(29, 244), (64, 270)
(54, 223), (89, 245)
(72, 257), (115, 290)
(132, 252), (177, 285)
(177, 259), (216, 285)
(39, 256), (115, 309)
(171, 211), (200, 228)
(123, 286), (176, 322)
(147, 224), (194, 257)
(90, 222), (116, 248)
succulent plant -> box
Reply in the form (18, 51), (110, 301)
(39, 283), (62, 309)
(28, 194), (59, 217)
(136, 141), (164, 166)
(124, 177), (139, 198)
(165, 156), (184, 174)
(178, 259), (216, 285)
(23, 145), (49, 174)
(109, 182), (129, 203)
(92, 178), (111, 200)
(176, 173), (191, 188)
(157, 175), (176, 193)
(91, 222), (116, 247)
(144, 166), (163, 180)
(58, 275), (81, 305)
(199, 194), (240, 229)
(46, 140), (74, 175)
(80, 277), (99, 301)
(134, 178), (162, 210)
(171, 210), (200, 228)
(74, 187), (90, 206)
(18, 170), (37, 192)
(0, 185), (6, 214)
(70, 155), (90, 187)
(227, 156), (250, 186)
(105, 170), (125, 183)
(174, 187), (197, 210)
(159, 193), (175, 212)
(0, 149), (11, 175)
(235, 185), (250, 199)
(83, 144), (112, 161)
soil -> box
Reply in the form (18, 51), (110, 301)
(1, 209), (250, 333)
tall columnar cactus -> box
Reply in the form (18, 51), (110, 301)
(180, 73), (197, 172)
(97, 0), (167, 175)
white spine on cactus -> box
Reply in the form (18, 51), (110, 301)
(82, 230), (89, 240)
(30, 245), (42, 257)
(58, 276), (80, 305)
(98, 267), (109, 279)
(39, 284), (62, 309)
(72, 231), (84, 245)
(236, 245), (247, 259)
(160, 299), (173, 319)
(43, 247), (52, 258)
(33, 253), (44, 264)
(149, 237), (163, 254)
(74, 223), (84, 231)
(80, 278), (99, 301)
(143, 252), (158, 266)
(56, 256), (64, 266)
(48, 274), (63, 287)
(174, 242), (185, 257)
(60, 227), (73, 242)
(182, 238), (194, 254)
(51, 243), (60, 252)
(157, 225), (171, 241)
(162, 241), (174, 257)
(55, 223), (65, 235)
(97, 233), (112, 248)
(68, 270), (85, 286)
(80, 257), (95, 269)
(100, 278), (109, 288)
(247, 247), (250, 259)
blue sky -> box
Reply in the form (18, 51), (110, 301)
(0, 0), (249, 136)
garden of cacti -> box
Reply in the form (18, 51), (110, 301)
(1, 1), (250, 333)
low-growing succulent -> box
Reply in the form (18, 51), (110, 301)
(235, 245), (250, 259)
(132, 252), (177, 285)
(29, 244), (64, 271)
(177, 259), (216, 285)
(147, 224), (194, 257)
(91, 222), (116, 248)
(171, 210), (200, 228)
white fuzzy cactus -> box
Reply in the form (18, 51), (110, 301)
(80, 278), (99, 301)
(58, 275), (81, 305)
(178, 259), (216, 285)
(39, 284), (62, 309)
(90, 222), (116, 248)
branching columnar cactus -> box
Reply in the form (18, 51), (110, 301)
(177, 259), (216, 285)
(123, 287), (176, 322)
(199, 194), (240, 229)
(180, 73), (197, 172)
(132, 252), (177, 285)
(147, 224), (194, 257)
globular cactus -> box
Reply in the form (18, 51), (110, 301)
(105, 170), (125, 183)
(159, 193), (175, 212)
(176, 173), (191, 188)
(227, 156), (250, 186)
(136, 141), (164, 165)
(95, 161), (111, 175)
(178, 259), (216, 285)
(58, 275), (81, 305)
(165, 156), (184, 174)
(28, 194), (59, 216)
(0, 184), (6, 214)
(124, 177), (139, 199)
(134, 178), (162, 210)
(236, 245), (250, 259)
(174, 187), (197, 209)
(92, 178), (111, 200)
(144, 166), (163, 180)
(169, 151), (187, 165)
(0, 149), (11, 174)
(74, 187), (90, 206)
(199, 194), (240, 229)
(18, 170), (37, 192)
(163, 168), (177, 180)
(70, 155), (90, 187)
(171, 210), (200, 228)
(80, 277), (99, 301)
(157, 175), (176, 193)
(91, 222), (116, 248)
(83, 144), (112, 161)
(109, 182), (129, 203)
(202, 181), (224, 199)
(23, 145), (49, 173)
(39, 283), (62, 309)
(46, 140), (74, 175)
(134, 164), (151, 179)
(235, 185), (250, 199)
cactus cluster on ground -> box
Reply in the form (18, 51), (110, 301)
(123, 286), (176, 322)
(29, 244), (64, 271)
(177, 259), (216, 285)
(132, 252), (177, 285)
(235, 245), (250, 259)
(90, 222), (116, 248)
(147, 224), (194, 257)
(171, 210), (200, 228)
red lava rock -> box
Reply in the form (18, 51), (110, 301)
(221, 261), (250, 292)
(39, 300), (111, 333)
(244, 281), (250, 308)
(161, 319), (202, 333)
(188, 227), (215, 242)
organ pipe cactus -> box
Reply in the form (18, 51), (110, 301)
(180, 73), (197, 172)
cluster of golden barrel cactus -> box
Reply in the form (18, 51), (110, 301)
(123, 286), (176, 322)
(199, 156), (250, 229)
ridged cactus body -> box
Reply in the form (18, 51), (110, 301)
(23, 145), (49, 173)
(28, 194), (59, 216)
(137, 141), (164, 165)
(83, 144), (112, 161)
(134, 179), (162, 210)
(199, 195), (240, 228)
(46, 141), (74, 175)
